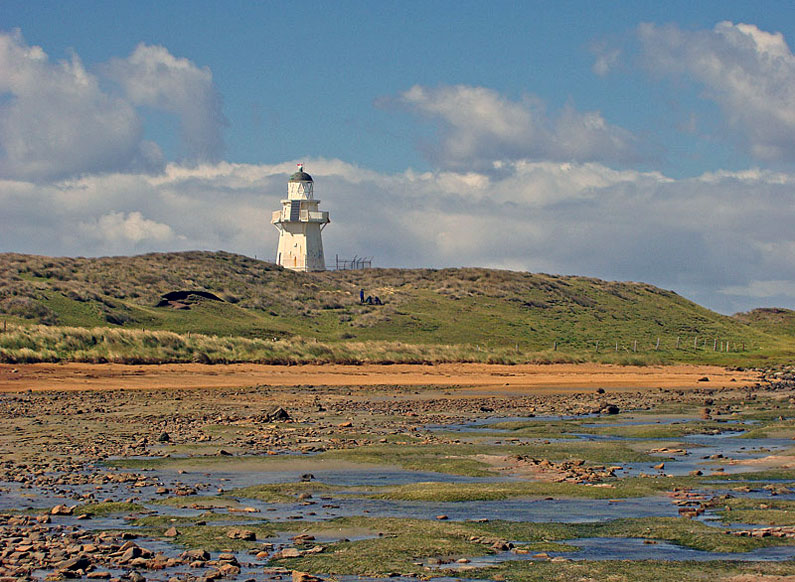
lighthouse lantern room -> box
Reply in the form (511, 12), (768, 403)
(271, 164), (330, 271)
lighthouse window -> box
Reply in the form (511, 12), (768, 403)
(289, 201), (301, 221)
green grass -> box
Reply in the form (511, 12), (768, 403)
(2, 250), (792, 364)
(717, 499), (795, 526)
(272, 516), (795, 577)
(374, 475), (701, 501)
(223, 482), (339, 503)
(141, 523), (277, 551)
(457, 560), (795, 582)
(73, 501), (146, 515)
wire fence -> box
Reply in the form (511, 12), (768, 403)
(552, 336), (750, 352)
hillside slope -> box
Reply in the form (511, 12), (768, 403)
(0, 251), (788, 356)
(734, 308), (795, 338)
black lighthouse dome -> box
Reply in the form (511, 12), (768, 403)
(289, 168), (313, 182)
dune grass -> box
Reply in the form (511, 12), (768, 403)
(1, 250), (792, 364)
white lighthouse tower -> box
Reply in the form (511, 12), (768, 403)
(271, 164), (330, 271)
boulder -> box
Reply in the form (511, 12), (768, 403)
(226, 528), (256, 541)
(266, 407), (291, 422)
(51, 504), (74, 516)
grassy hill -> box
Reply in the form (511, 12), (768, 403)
(733, 308), (795, 338)
(0, 251), (792, 364)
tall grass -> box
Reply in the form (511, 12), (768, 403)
(0, 324), (587, 365)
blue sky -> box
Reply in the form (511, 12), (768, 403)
(1, 1), (795, 314)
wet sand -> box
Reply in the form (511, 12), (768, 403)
(0, 362), (759, 393)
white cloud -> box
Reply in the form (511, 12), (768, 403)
(0, 32), (225, 181)
(393, 85), (642, 170)
(638, 21), (795, 160)
(0, 30), (162, 181)
(105, 44), (226, 162)
(81, 211), (175, 246)
(2, 159), (793, 313)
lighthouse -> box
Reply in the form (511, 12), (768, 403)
(271, 164), (330, 271)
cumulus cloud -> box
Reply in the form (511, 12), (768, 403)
(105, 44), (226, 162)
(638, 21), (795, 160)
(80, 211), (175, 246)
(392, 85), (642, 170)
(2, 159), (793, 313)
(0, 30), (162, 181)
(0, 31), (225, 181)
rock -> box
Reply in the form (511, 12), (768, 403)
(51, 504), (74, 515)
(274, 548), (301, 559)
(698, 377), (710, 382)
(435, 514), (448, 520)
(218, 563), (241, 577)
(183, 549), (210, 561)
(292, 572), (323, 582)
(58, 555), (91, 572)
(601, 404), (620, 415)
(157, 432), (170, 443)
(218, 449), (233, 456)
(226, 528), (256, 541)
(163, 527), (180, 537)
(217, 553), (239, 565)
(266, 407), (291, 422)
(120, 546), (142, 561)
(299, 473), (314, 482)
(653, 462), (665, 470)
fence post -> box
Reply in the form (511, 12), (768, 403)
(694, 336), (698, 348)
(553, 341), (557, 351)
(633, 340), (637, 353)
(595, 340), (599, 353)
(675, 336), (680, 349)
(655, 337), (660, 351)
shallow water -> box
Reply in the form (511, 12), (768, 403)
(209, 494), (680, 524)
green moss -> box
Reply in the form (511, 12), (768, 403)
(269, 516), (795, 577)
(224, 482), (338, 503)
(73, 501), (145, 516)
(143, 523), (276, 551)
(717, 498), (795, 526)
(376, 476), (699, 501)
(458, 560), (795, 582)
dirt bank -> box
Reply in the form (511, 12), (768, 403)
(0, 362), (759, 393)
